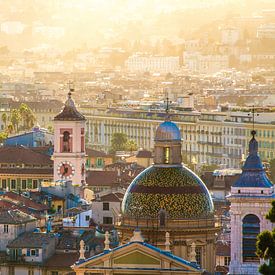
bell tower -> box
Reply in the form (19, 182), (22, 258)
(53, 88), (86, 187)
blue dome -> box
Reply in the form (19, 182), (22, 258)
(155, 120), (181, 141)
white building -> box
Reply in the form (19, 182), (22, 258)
(257, 23), (275, 39)
(221, 28), (240, 45)
(1, 21), (25, 34)
(63, 208), (92, 228)
(125, 54), (180, 73)
(183, 52), (229, 74)
(0, 209), (36, 251)
(92, 191), (123, 225)
(228, 132), (274, 274)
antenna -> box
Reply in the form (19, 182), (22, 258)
(248, 105), (259, 138)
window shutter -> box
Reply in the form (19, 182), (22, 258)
(27, 249), (30, 256)
(35, 249), (39, 257)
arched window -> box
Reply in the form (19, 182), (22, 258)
(242, 214), (260, 263)
(63, 131), (70, 152)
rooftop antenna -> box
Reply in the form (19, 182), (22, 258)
(248, 105), (259, 138)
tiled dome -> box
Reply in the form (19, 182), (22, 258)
(121, 165), (214, 219)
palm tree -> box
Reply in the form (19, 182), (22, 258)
(1, 113), (7, 129)
(6, 123), (14, 135)
(10, 109), (20, 133)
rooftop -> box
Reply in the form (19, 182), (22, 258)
(0, 209), (36, 224)
(7, 232), (56, 248)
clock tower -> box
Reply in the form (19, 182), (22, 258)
(53, 89), (86, 188)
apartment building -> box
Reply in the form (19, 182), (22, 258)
(125, 54), (180, 73)
(81, 107), (275, 168)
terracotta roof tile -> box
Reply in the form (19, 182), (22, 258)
(86, 171), (118, 187)
(0, 146), (52, 165)
(7, 232), (56, 248)
(0, 209), (36, 224)
(1, 192), (49, 211)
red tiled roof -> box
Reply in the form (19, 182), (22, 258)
(86, 171), (118, 187)
(1, 192), (49, 211)
(86, 148), (111, 158)
(98, 192), (124, 202)
(0, 199), (40, 219)
(136, 150), (152, 158)
(44, 252), (89, 268)
(0, 168), (53, 175)
(0, 146), (52, 165)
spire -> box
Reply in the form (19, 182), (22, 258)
(79, 240), (85, 261)
(232, 119), (272, 188)
(248, 130), (258, 156)
(54, 83), (86, 121)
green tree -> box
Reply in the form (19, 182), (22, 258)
(6, 124), (13, 135)
(10, 109), (21, 133)
(110, 133), (128, 153)
(47, 125), (54, 133)
(256, 201), (275, 274)
(126, 139), (138, 152)
(19, 103), (36, 130)
(1, 113), (7, 128)
(0, 131), (7, 144)
(269, 159), (275, 183)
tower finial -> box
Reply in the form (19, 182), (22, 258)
(79, 240), (85, 261)
(248, 105), (259, 138)
(164, 90), (171, 121)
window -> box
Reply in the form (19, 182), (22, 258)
(51, 272), (58, 275)
(32, 180), (38, 189)
(195, 247), (202, 266)
(164, 147), (170, 164)
(85, 215), (90, 221)
(224, 256), (230, 266)
(1, 179), (6, 189)
(21, 180), (27, 190)
(31, 249), (36, 256)
(103, 202), (109, 211)
(4, 224), (8, 233)
(62, 131), (70, 152)
(11, 179), (16, 189)
(103, 217), (113, 224)
(242, 214), (260, 262)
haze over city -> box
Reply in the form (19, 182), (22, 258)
(0, 1), (274, 275)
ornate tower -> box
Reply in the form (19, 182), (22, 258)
(117, 116), (219, 272)
(53, 89), (86, 187)
(229, 131), (274, 275)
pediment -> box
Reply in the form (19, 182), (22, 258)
(114, 250), (160, 265)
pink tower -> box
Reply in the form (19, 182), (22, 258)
(53, 89), (86, 189)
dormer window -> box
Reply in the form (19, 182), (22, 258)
(238, 190), (241, 194)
